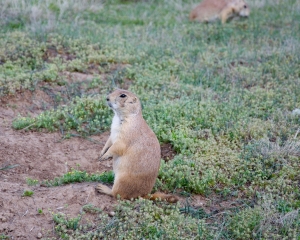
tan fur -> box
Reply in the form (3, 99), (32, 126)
(96, 89), (178, 203)
(189, 0), (250, 24)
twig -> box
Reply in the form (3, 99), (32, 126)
(21, 123), (36, 130)
(85, 192), (91, 204)
(22, 209), (29, 217)
(294, 128), (300, 139)
(0, 164), (19, 171)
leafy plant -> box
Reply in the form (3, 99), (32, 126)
(26, 178), (39, 186)
(22, 190), (34, 197)
(52, 198), (210, 239)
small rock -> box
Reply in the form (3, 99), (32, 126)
(37, 232), (42, 239)
(1, 217), (7, 222)
(108, 211), (115, 217)
(292, 109), (300, 115)
(100, 204), (106, 210)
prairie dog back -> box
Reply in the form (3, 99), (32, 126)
(190, 0), (250, 24)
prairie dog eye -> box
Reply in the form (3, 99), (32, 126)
(120, 94), (127, 98)
(244, 5), (247, 8)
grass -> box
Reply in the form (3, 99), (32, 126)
(52, 198), (209, 239)
(0, 164), (19, 171)
(26, 178), (39, 186)
(1, 0), (300, 238)
(41, 170), (114, 187)
(22, 190), (34, 197)
(0, 235), (10, 240)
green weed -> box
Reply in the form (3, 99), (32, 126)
(22, 190), (34, 197)
(0, 234), (10, 240)
(81, 204), (102, 214)
(53, 213), (81, 231)
(26, 178), (39, 186)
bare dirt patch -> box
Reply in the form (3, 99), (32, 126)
(0, 91), (116, 238)
(0, 89), (54, 119)
(161, 143), (176, 161)
(63, 71), (95, 83)
(0, 182), (115, 239)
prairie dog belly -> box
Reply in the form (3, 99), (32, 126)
(110, 113), (122, 143)
(113, 156), (121, 174)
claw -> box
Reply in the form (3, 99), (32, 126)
(95, 184), (113, 196)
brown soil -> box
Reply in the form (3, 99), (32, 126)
(0, 83), (206, 239)
(0, 90), (116, 239)
(160, 143), (176, 161)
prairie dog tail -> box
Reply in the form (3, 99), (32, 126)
(144, 192), (179, 203)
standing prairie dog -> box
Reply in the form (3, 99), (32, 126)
(190, 0), (250, 24)
(96, 89), (178, 203)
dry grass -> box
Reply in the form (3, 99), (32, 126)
(250, 0), (300, 8)
(0, 0), (103, 32)
(250, 138), (300, 160)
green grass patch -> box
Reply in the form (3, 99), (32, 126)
(0, 234), (10, 240)
(12, 96), (111, 135)
(41, 170), (114, 187)
(53, 198), (209, 239)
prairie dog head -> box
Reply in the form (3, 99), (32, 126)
(232, 0), (250, 17)
(106, 89), (141, 117)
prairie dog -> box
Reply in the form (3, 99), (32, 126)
(190, 0), (250, 24)
(96, 89), (178, 203)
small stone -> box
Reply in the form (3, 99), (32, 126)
(37, 232), (42, 239)
(1, 217), (7, 222)
(292, 109), (300, 115)
(108, 211), (115, 217)
(100, 204), (106, 210)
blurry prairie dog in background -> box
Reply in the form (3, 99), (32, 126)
(190, 0), (250, 24)
(96, 89), (178, 203)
